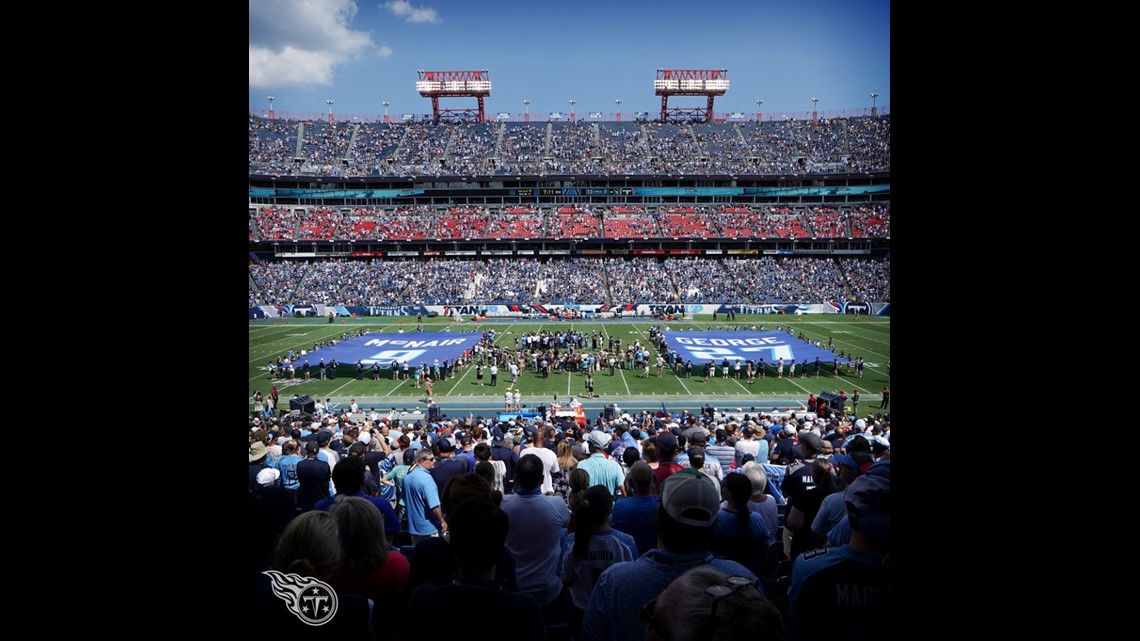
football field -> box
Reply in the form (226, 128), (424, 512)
(249, 315), (890, 419)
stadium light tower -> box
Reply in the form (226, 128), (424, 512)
(523, 99), (531, 122)
(654, 69), (729, 123)
(755, 99), (763, 123)
(326, 99), (335, 123)
(870, 92), (879, 116)
(812, 96), (819, 122)
(383, 101), (390, 124)
(267, 96), (275, 120)
(416, 70), (492, 123)
(615, 98), (623, 122)
(569, 99), (576, 122)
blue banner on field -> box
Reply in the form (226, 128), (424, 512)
(660, 330), (850, 366)
(301, 331), (479, 367)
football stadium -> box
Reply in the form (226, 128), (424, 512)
(249, 4), (889, 639)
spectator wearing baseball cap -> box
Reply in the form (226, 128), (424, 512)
(788, 470), (890, 641)
(581, 469), (766, 641)
(577, 430), (626, 498)
(651, 432), (684, 493)
(782, 431), (825, 505)
(811, 452), (873, 538)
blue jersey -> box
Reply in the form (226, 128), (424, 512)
(274, 454), (302, 491)
(788, 545), (890, 641)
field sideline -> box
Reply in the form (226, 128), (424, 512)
(249, 315), (890, 418)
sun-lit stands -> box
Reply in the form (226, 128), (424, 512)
(595, 123), (648, 174)
(377, 205), (435, 240)
(486, 206), (544, 239)
(250, 116), (890, 177)
(715, 257), (847, 303)
(760, 206), (812, 239)
(605, 257), (679, 304)
(255, 206), (298, 241)
(249, 261), (307, 305)
(537, 258), (608, 304)
(739, 121), (798, 173)
(340, 207), (382, 241)
(664, 257), (739, 303)
(297, 207), (340, 240)
(249, 116), (300, 175)
(350, 123), (404, 176)
(546, 122), (602, 174)
(643, 123), (700, 173)
(399, 123), (452, 173)
(785, 119), (844, 172)
(841, 116), (890, 173)
(249, 255), (890, 306)
(447, 123), (498, 175)
(473, 258), (543, 303)
(806, 206), (847, 238)
(656, 206), (720, 238)
(847, 203), (890, 238)
(839, 257), (890, 303)
(692, 122), (751, 174)
(602, 206), (658, 239)
(436, 206), (489, 239)
(413, 259), (482, 305)
(711, 205), (758, 239)
(333, 259), (416, 306)
(497, 124), (546, 174)
(550, 208), (601, 239)
(301, 121), (353, 173)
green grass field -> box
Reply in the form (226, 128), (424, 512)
(249, 315), (890, 419)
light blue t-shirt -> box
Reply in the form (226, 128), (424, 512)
(404, 466), (441, 536)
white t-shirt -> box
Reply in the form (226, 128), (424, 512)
(520, 444), (559, 495)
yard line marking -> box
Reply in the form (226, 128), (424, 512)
(599, 324), (633, 395)
(445, 358), (476, 396)
(328, 379), (356, 397)
(672, 368), (693, 396)
(728, 375), (752, 394)
(617, 367), (632, 395)
(383, 379), (409, 397)
(248, 327), (350, 362)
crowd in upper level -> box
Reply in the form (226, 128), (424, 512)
(249, 115), (890, 177)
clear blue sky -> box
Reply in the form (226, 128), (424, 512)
(250, 0), (889, 118)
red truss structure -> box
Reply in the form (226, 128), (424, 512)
(653, 69), (729, 123)
(416, 70), (492, 123)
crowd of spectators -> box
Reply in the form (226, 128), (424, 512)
(603, 258), (679, 304)
(253, 206), (297, 241)
(249, 256), (890, 306)
(249, 405), (891, 639)
(251, 203), (890, 242)
(250, 115), (890, 177)
(847, 204), (890, 238)
(297, 207), (339, 240)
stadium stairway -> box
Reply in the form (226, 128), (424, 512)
(733, 122), (746, 145)
(592, 122), (600, 145)
(442, 127), (457, 163)
(493, 122), (505, 161)
(391, 126), (412, 162)
(688, 123), (705, 157)
(544, 122), (553, 158)
(342, 123), (360, 165)
(294, 122), (305, 159)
